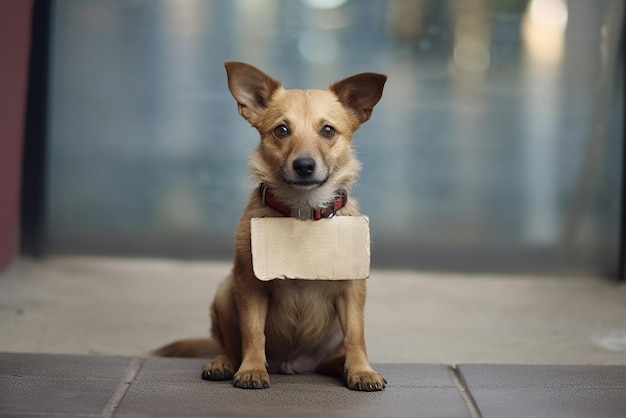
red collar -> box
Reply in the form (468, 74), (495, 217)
(259, 183), (348, 220)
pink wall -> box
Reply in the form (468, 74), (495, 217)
(0, 0), (33, 271)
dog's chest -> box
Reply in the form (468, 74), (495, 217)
(264, 280), (343, 373)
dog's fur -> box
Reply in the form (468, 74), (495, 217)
(155, 62), (387, 391)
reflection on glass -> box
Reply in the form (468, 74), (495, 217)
(520, 0), (567, 245)
(522, 0), (568, 66)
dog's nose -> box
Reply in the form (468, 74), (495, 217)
(293, 157), (316, 178)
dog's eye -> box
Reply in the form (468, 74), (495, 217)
(274, 124), (290, 139)
(321, 125), (336, 139)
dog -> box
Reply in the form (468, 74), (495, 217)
(155, 62), (387, 391)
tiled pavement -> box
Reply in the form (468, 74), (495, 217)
(1, 353), (625, 418)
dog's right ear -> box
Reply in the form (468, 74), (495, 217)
(224, 62), (282, 125)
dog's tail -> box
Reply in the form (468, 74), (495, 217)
(152, 338), (221, 358)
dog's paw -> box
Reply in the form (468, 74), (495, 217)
(345, 369), (386, 391)
(201, 359), (234, 381)
(233, 369), (270, 389)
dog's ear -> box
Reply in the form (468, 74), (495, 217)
(224, 61), (282, 124)
(329, 73), (387, 124)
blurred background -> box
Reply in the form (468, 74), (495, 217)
(28, 0), (623, 276)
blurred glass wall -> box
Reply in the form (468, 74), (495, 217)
(45, 0), (624, 275)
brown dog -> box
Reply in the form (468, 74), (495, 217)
(156, 62), (387, 391)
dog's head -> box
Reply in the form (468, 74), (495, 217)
(224, 61), (386, 208)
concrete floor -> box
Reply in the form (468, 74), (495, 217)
(3, 353), (626, 417)
(2, 256), (626, 417)
(1, 256), (625, 364)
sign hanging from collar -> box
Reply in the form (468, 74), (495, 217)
(250, 216), (370, 281)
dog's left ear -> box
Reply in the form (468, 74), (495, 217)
(329, 73), (387, 124)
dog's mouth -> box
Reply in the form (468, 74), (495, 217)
(285, 176), (328, 190)
(282, 161), (330, 190)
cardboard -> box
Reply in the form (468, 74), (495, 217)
(251, 216), (370, 281)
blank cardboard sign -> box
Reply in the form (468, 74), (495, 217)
(251, 216), (370, 281)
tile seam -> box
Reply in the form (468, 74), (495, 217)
(470, 384), (626, 389)
(102, 357), (145, 418)
(1, 374), (126, 381)
(449, 365), (482, 418)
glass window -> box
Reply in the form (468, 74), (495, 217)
(45, 0), (624, 275)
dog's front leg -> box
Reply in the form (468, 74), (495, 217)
(336, 280), (385, 391)
(233, 268), (270, 389)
